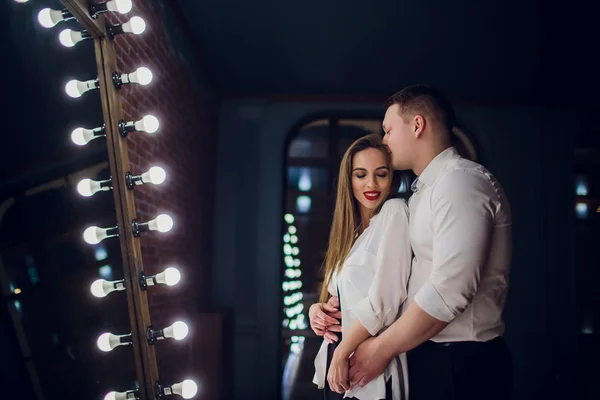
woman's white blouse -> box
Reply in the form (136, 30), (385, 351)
(313, 199), (412, 400)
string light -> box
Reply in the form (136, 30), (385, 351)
(90, 278), (125, 298)
(131, 214), (173, 237)
(112, 67), (153, 89)
(37, 8), (74, 29)
(139, 266), (181, 290)
(107, 16), (147, 39)
(97, 332), (132, 352)
(65, 78), (99, 98)
(77, 178), (112, 197)
(125, 166), (166, 189)
(71, 125), (106, 146)
(146, 321), (189, 344)
(118, 115), (160, 137)
(59, 29), (92, 48)
(83, 225), (119, 245)
(89, 0), (133, 19)
(155, 379), (198, 399)
(104, 390), (139, 400)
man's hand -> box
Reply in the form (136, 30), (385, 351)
(349, 337), (390, 387)
(309, 296), (342, 344)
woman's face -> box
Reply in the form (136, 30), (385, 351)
(351, 148), (391, 213)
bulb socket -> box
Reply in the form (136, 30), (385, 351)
(131, 219), (148, 237)
(106, 23), (125, 40)
(89, 1), (109, 19)
(125, 171), (140, 190)
(146, 325), (165, 345)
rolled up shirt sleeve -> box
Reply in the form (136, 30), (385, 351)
(350, 200), (413, 336)
(414, 170), (494, 323)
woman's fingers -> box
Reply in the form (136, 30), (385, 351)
(324, 331), (339, 343)
(321, 303), (342, 319)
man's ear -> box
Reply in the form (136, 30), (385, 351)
(414, 115), (425, 138)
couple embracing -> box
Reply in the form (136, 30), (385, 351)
(309, 85), (513, 400)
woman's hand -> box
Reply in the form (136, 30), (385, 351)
(309, 298), (342, 343)
(327, 349), (351, 394)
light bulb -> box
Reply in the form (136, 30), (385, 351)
(71, 127), (94, 145)
(77, 179), (99, 197)
(129, 67), (153, 85)
(97, 333), (115, 352)
(65, 79), (97, 98)
(14, 0), (29, 3)
(59, 29), (77, 47)
(164, 321), (189, 340)
(135, 115), (159, 133)
(97, 332), (131, 352)
(155, 267), (181, 286)
(107, 0), (133, 14)
(59, 29), (90, 48)
(148, 214), (173, 233)
(38, 8), (64, 28)
(141, 166), (166, 185)
(84, 226), (106, 244)
(104, 391), (136, 400)
(90, 279), (125, 298)
(171, 379), (198, 399)
(122, 16), (146, 35)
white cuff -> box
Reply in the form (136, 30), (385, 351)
(350, 297), (388, 336)
(414, 280), (455, 322)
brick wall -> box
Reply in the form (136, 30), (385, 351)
(107, 1), (218, 311)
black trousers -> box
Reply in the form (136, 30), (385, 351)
(324, 335), (393, 400)
(407, 336), (513, 400)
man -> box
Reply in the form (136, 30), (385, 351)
(347, 85), (513, 399)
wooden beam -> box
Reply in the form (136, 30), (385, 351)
(60, 0), (107, 38)
(59, 1), (160, 398)
(94, 36), (160, 399)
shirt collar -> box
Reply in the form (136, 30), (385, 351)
(417, 146), (459, 187)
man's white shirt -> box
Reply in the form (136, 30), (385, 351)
(407, 147), (512, 342)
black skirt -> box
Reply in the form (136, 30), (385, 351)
(323, 332), (393, 400)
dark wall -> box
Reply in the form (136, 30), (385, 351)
(213, 98), (582, 399)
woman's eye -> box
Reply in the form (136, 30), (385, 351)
(377, 174), (388, 178)
(356, 174), (366, 179)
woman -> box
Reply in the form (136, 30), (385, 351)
(310, 134), (411, 400)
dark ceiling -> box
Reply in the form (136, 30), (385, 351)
(1, 0), (596, 195)
(176, 0), (598, 103)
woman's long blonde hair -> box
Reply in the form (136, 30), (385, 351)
(319, 133), (394, 303)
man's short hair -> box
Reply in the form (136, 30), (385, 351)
(384, 85), (455, 132)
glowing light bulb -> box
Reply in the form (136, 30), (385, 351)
(71, 127), (95, 145)
(97, 332), (131, 352)
(122, 16), (146, 34)
(84, 227), (105, 244)
(164, 321), (189, 340)
(141, 166), (166, 185)
(77, 179), (99, 197)
(14, 0), (29, 3)
(38, 8), (64, 28)
(134, 115), (160, 133)
(107, 0), (133, 14)
(83, 226), (117, 244)
(155, 267), (181, 286)
(59, 29), (87, 48)
(90, 279), (124, 298)
(148, 214), (173, 233)
(103, 391), (136, 400)
(129, 67), (153, 85)
(65, 79), (97, 98)
(171, 379), (198, 399)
